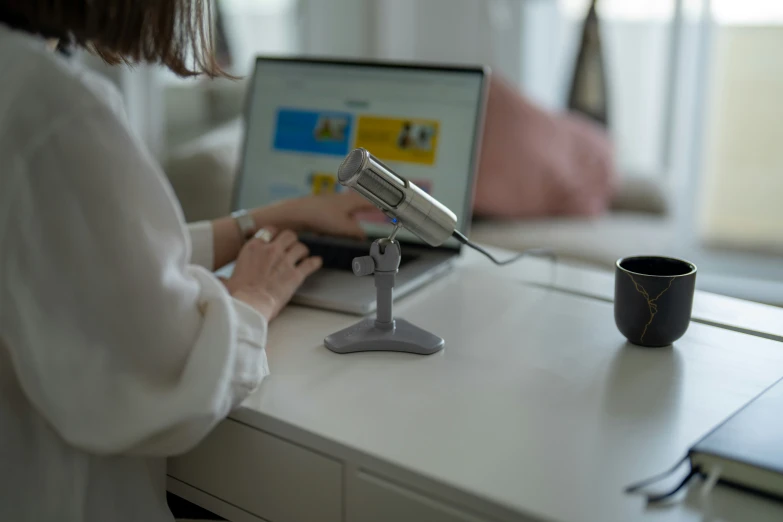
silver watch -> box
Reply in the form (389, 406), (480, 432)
(231, 209), (256, 243)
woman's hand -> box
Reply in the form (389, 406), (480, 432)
(224, 228), (322, 321)
(251, 192), (378, 240)
(208, 191), (380, 272)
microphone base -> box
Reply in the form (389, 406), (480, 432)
(324, 317), (444, 356)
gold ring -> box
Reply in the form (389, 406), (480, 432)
(254, 228), (274, 243)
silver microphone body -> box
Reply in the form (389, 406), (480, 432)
(337, 148), (458, 247)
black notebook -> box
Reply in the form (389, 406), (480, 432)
(688, 376), (783, 500)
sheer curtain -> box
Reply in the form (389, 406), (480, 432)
(310, 0), (695, 183)
(296, 0), (524, 82)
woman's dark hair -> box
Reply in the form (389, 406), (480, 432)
(0, 0), (225, 77)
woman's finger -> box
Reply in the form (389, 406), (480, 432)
(296, 256), (323, 279)
(254, 225), (278, 241)
(271, 229), (298, 251)
(286, 242), (310, 265)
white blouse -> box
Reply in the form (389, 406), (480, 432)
(0, 24), (269, 522)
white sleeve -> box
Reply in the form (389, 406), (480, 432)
(187, 221), (215, 271)
(1, 100), (269, 457)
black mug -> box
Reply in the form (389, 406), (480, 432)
(614, 256), (697, 347)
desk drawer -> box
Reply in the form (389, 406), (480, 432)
(168, 419), (342, 522)
(348, 470), (495, 522)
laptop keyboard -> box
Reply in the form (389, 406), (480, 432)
(301, 239), (418, 271)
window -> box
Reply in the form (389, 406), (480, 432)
(698, 0), (783, 253)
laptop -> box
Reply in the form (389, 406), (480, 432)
(220, 57), (488, 315)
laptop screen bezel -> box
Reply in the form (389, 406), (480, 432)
(232, 56), (490, 253)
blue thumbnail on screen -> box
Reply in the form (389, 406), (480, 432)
(273, 108), (353, 157)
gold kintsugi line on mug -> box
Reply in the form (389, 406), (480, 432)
(626, 274), (676, 342)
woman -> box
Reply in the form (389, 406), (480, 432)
(0, 2), (373, 521)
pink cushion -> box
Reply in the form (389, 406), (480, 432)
(472, 74), (618, 219)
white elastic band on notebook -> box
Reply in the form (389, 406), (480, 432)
(701, 465), (723, 497)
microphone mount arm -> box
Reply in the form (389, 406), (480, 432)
(351, 224), (403, 329)
(324, 224), (445, 356)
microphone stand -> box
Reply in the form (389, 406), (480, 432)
(324, 225), (445, 355)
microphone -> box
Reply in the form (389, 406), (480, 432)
(337, 148), (458, 247)
(338, 148), (557, 267)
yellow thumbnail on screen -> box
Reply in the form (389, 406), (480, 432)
(355, 116), (440, 166)
(309, 172), (339, 195)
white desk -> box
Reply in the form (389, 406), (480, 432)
(168, 249), (783, 522)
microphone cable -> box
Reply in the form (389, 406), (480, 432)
(451, 231), (557, 266)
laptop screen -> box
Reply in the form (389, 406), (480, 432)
(234, 58), (486, 248)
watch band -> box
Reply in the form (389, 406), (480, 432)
(231, 209), (256, 243)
